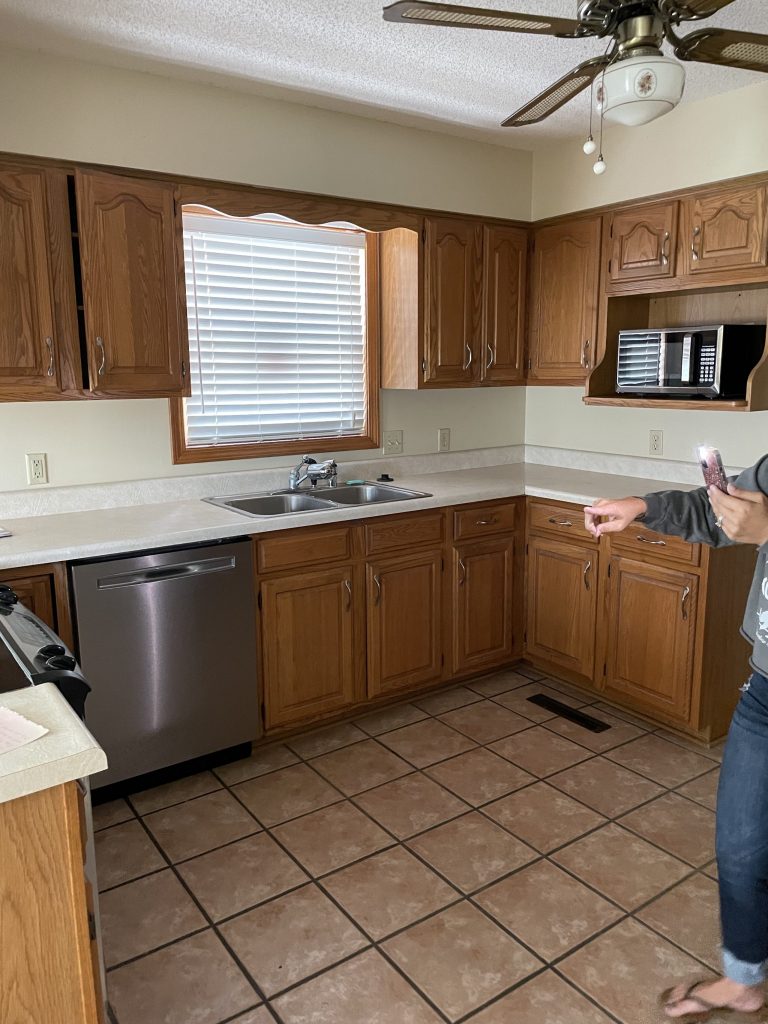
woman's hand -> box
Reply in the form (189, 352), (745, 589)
(709, 485), (768, 546)
(584, 497), (648, 538)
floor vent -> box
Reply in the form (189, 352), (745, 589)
(527, 694), (610, 733)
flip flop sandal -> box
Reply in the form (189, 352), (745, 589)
(659, 981), (721, 1023)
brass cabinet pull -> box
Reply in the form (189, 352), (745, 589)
(458, 558), (467, 586)
(373, 574), (382, 606)
(635, 535), (666, 546)
(343, 579), (352, 611)
(582, 339), (591, 370)
(661, 230), (670, 266)
(548, 517), (573, 527)
(691, 225), (701, 262)
(44, 336), (55, 377)
(681, 585), (691, 620)
(486, 343), (495, 371)
(583, 560), (592, 591)
(475, 515), (499, 526)
(463, 342), (473, 371)
(95, 336), (107, 377)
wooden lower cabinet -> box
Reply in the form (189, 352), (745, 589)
(260, 566), (362, 729)
(367, 550), (443, 698)
(0, 563), (73, 647)
(452, 536), (516, 676)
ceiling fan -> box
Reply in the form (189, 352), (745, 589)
(383, 0), (768, 128)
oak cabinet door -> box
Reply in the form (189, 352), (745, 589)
(604, 557), (698, 723)
(526, 537), (597, 680)
(423, 216), (483, 386)
(683, 185), (768, 276)
(0, 167), (61, 397)
(481, 225), (527, 384)
(607, 201), (678, 285)
(76, 170), (187, 396)
(261, 567), (360, 729)
(453, 536), (516, 675)
(528, 217), (601, 381)
(367, 550), (443, 697)
(0, 571), (55, 630)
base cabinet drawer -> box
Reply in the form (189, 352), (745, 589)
(527, 500), (598, 546)
(609, 527), (700, 568)
(364, 512), (444, 556)
(453, 500), (518, 541)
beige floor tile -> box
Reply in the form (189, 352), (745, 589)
(560, 918), (715, 1024)
(233, 763), (340, 827)
(407, 811), (537, 893)
(214, 743), (299, 786)
(413, 685), (484, 715)
(177, 833), (308, 921)
(107, 929), (257, 1024)
(378, 718), (476, 767)
(491, 683), (584, 723)
(490, 727), (593, 778)
(273, 800), (393, 876)
(703, 860), (719, 880)
(143, 790), (259, 863)
(383, 901), (541, 1021)
(676, 768), (720, 810)
(273, 949), (442, 1024)
(229, 1010), (272, 1024)
(468, 971), (615, 1024)
(220, 883), (368, 996)
(549, 757), (665, 817)
(541, 677), (595, 701)
(476, 860), (621, 960)
(593, 701), (656, 729)
(619, 792), (716, 866)
(322, 846), (457, 939)
(655, 728), (725, 763)
(99, 868), (205, 967)
(544, 711), (645, 753)
(466, 670), (534, 697)
(95, 819), (165, 891)
(637, 873), (722, 969)
(606, 734), (718, 788)
(484, 782), (606, 853)
(425, 748), (534, 806)
(130, 771), (222, 815)
(517, 664), (547, 680)
(354, 773), (468, 839)
(286, 721), (368, 759)
(310, 739), (413, 795)
(355, 702), (428, 736)
(92, 798), (134, 831)
(438, 701), (531, 744)
(552, 823), (692, 910)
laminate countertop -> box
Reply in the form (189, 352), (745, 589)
(0, 463), (696, 571)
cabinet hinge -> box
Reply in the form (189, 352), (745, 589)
(421, 225), (427, 243)
(524, 629), (528, 645)
(441, 653), (445, 667)
(603, 662), (607, 676)
(87, 911), (97, 942)
(607, 564), (612, 578)
(608, 259), (612, 274)
(260, 701), (266, 725)
(525, 542), (529, 555)
(257, 590), (262, 610)
(609, 222), (614, 239)
(441, 557), (444, 572)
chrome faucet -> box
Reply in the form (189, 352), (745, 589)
(288, 455), (338, 491)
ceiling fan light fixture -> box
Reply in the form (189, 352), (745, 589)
(599, 53), (686, 126)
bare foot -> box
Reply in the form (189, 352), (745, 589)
(664, 978), (764, 1018)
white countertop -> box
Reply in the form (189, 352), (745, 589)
(0, 683), (107, 804)
(0, 463), (696, 570)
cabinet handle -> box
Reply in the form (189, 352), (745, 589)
(421, 356), (427, 374)
(660, 230), (671, 266)
(95, 336), (106, 377)
(548, 517), (573, 527)
(343, 579), (352, 611)
(691, 225), (701, 262)
(581, 339), (591, 370)
(458, 558), (467, 586)
(44, 336), (55, 377)
(486, 343), (495, 371)
(463, 342), (473, 371)
(475, 515), (499, 526)
(583, 560), (592, 591)
(681, 585), (691, 620)
(635, 534), (666, 547)
(373, 574), (382, 606)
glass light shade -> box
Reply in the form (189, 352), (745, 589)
(600, 54), (685, 127)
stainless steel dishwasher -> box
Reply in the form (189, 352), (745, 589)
(71, 539), (260, 788)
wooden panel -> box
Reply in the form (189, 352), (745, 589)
(261, 566), (360, 728)
(607, 201), (678, 285)
(526, 537), (597, 680)
(380, 227), (422, 390)
(527, 500), (598, 545)
(257, 525), (356, 574)
(609, 527), (701, 568)
(365, 512), (444, 556)
(528, 217), (601, 382)
(683, 185), (768, 275)
(453, 536), (516, 675)
(482, 224), (527, 384)
(76, 170), (187, 396)
(0, 782), (101, 1024)
(604, 557), (698, 723)
(453, 501), (518, 541)
(367, 550), (443, 697)
(0, 571), (55, 629)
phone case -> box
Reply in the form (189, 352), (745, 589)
(697, 445), (729, 492)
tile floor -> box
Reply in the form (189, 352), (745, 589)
(92, 665), (754, 1024)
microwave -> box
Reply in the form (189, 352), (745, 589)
(616, 324), (765, 399)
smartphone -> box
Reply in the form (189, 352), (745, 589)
(697, 445), (729, 493)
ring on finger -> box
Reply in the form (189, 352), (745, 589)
(716, 514), (725, 529)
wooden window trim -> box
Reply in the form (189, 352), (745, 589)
(170, 227), (380, 464)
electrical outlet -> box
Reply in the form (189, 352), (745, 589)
(649, 430), (663, 456)
(438, 427), (451, 453)
(382, 430), (403, 456)
(26, 452), (48, 485)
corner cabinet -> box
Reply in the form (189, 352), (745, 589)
(681, 183), (768, 278)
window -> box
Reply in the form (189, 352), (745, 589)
(171, 210), (379, 462)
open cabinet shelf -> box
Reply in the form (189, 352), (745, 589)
(584, 282), (768, 411)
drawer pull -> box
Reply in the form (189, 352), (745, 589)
(548, 517), (573, 527)
(458, 558), (467, 586)
(343, 578), (352, 611)
(583, 560), (592, 591)
(373, 574), (382, 606)
(475, 516), (499, 527)
(635, 535), (666, 547)
(681, 585), (691, 620)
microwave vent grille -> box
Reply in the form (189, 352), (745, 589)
(617, 330), (662, 388)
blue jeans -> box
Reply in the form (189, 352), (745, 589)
(717, 672), (768, 985)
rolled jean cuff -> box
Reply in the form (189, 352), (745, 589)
(723, 948), (766, 986)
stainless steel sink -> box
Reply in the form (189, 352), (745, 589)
(207, 493), (332, 517)
(317, 483), (430, 505)
(206, 481), (431, 518)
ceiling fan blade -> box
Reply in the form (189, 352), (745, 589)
(383, 1), (584, 38)
(502, 55), (611, 127)
(666, 0), (739, 18)
(675, 28), (768, 72)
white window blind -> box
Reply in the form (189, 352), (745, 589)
(182, 213), (368, 448)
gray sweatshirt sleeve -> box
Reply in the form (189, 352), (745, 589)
(640, 455), (768, 549)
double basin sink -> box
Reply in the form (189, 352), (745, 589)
(206, 482), (432, 518)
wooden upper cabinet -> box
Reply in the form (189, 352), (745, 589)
(482, 225), (527, 384)
(76, 170), (188, 396)
(682, 184), (768, 276)
(607, 201), (678, 286)
(528, 217), (601, 382)
(0, 166), (61, 398)
(423, 216), (483, 386)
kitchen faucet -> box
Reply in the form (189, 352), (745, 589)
(288, 455), (338, 491)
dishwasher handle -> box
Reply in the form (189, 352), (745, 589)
(97, 555), (237, 589)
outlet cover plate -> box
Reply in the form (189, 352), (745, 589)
(26, 452), (48, 485)
(649, 430), (663, 456)
(438, 427), (451, 453)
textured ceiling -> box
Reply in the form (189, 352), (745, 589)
(0, 0), (766, 145)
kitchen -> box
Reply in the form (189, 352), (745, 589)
(1, 2), (768, 1023)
